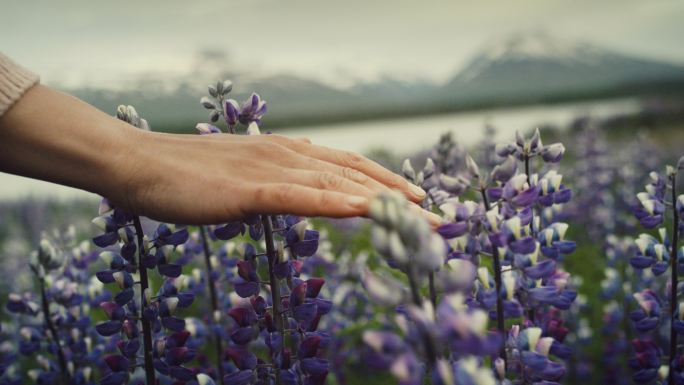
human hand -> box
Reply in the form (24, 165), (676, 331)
(0, 85), (440, 226)
(110, 129), (440, 225)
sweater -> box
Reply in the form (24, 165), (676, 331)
(0, 53), (40, 117)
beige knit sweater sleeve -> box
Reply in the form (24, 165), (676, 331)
(0, 52), (40, 117)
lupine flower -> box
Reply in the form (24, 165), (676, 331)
(631, 232), (670, 275)
(628, 339), (662, 383)
(630, 290), (662, 333)
(633, 172), (667, 228)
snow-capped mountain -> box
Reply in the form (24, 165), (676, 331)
(70, 32), (684, 130)
(443, 32), (684, 104)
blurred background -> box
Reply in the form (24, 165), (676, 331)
(2, 0), (684, 200)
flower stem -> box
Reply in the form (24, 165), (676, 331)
(199, 226), (225, 385)
(38, 277), (69, 385)
(406, 263), (437, 368)
(669, 173), (679, 385)
(524, 154), (536, 324)
(262, 215), (283, 385)
(480, 187), (507, 369)
(132, 217), (156, 385)
(428, 272), (437, 309)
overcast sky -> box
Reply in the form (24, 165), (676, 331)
(2, 0), (683, 89)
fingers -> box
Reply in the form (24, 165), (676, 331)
(267, 135), (426, 203)
(243, 183), (369, 218)
(408, 203), (443, 228)
(294, 137), (312, 144)
(261, 168), (441, 226)
(268, 169), (375, 199)
(273, 147), (391, 196)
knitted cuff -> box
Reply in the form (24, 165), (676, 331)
(0, 52), (40, 117)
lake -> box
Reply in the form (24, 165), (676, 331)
(0, 98), (640, 201)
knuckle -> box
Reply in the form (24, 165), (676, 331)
(340, 151), (364, 167)
(316, 172), (342, 189)
(256, 141), (288, 157)
(274, 184), (295, 205)
(318, 190), (333, 207)
(386, 174), (408, 189)
(342, 167), (369, 184)
(251, 185), (269, 207)
(267, 134), (293, 146)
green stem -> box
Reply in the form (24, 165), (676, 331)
(669, 173), (679, 385)
(132, 217), (156, 385)
(39, 277), (69, 385)
(480, 187), (507, 369)
(406, 263), (437, 368)
(524, 154), (536, 324)
(199, 226), (225, 385)
(262, 216), (283, 385)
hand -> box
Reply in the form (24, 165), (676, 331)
(0, 85), (441, 226)
(114, 130), (441, 225)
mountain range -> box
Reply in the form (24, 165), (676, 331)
(69, 33), (684, 131)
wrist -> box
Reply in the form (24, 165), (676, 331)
(96, 120), (152, 209)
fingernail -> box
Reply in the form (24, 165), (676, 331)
(424, 211), (443, 227)
(409, 184), (427, 198)
(346, 195), (369, 209)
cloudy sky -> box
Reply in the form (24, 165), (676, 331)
(1, 0), (683, 89)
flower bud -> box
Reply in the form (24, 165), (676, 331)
(402, 159), (416, 181)
(208, 85), (218, 97)
(439, 174), (467, 195)
(221, 80), (233, 95)
(224, 99), (240, 128)
(491, 156), (517, 182)
(465, 154), (479, 178)
(209, 109), (220, 123)
(495, 143), (515, 157)
(541, 143), (565, 163)
(246, 122), (261, 135)
(423, 158), (435, 179)
(196, 123), (220, 135)
(515, 130), (525, 148)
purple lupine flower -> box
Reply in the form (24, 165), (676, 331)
(628, 339), (662, 383)
(540, 143), (565, 163)
(629, 290), (662, 333)
(502, 174), (540, 209)
(633, 172), (667, 228)
(631, 232), (670, 275)
(437, 200), (482, 239)
(238, 93), (267, 126)
(224, 99), (240, 129)
(536, 170), (572, 207)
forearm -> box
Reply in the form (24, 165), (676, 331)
(0, 84), (435, 225)
(0, 85), (138, 197)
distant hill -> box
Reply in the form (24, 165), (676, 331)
(69, 33), (684, 131)
(441, 32), (684, 105)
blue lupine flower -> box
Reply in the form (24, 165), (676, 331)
(629, 290), (662, 333)
(631, 233), (670, 275)
(238, 93), (267, 125)
(536, 170), (572, 207)
(628, 339), (661, 383)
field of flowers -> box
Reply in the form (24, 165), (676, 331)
(1, 79), (684, 385)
